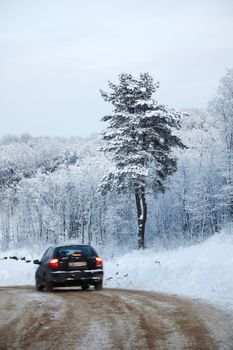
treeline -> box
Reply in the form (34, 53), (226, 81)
(0, 134), (135, 251)
(0, 70), (232, 252)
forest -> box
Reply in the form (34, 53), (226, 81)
(0, 69), (232, 253)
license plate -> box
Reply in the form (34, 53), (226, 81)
(69, 261), (87, 267)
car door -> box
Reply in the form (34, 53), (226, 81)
(37, 247), (53, 279)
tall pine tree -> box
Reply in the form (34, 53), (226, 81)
(100, 73), (184, 249)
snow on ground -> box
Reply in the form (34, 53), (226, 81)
(0, 259), (35, 286)
(0, 228), (233, 311)
(0, 247), (38, 286)
(105, 229), (233, 311)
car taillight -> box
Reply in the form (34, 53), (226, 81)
(96, 257), (103, 267)
(49, 258), (59, 269)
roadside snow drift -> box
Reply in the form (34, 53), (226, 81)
(104, 230), (233, 311)
(0, 230), (233, 311)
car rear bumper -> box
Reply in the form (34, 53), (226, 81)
(47, 268), (103, 286)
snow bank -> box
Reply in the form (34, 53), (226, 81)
(1, 229), (233, 311)
(104, 230), (233, 311)
(0, 248), (38, 286)
(0, 260), (35, 286)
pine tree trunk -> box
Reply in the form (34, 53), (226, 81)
(135, 185), (147, 249)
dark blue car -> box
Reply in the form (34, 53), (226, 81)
(33, 244), (103, 292)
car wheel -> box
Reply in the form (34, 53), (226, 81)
(81, 285), (89, 291)
(35, 278), (43, 291)
(94, 281), (103, 291)
(44, 280), (53, 292)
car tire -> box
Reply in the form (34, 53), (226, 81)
(35, 278), (43, 291)
(44, 280), (53, 292)
(81, 285), (89, 291)
(94, 281), (103, 291)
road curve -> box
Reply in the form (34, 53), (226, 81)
(0, 286), (233, 350)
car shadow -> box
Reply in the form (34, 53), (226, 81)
(52, 287), (96, 293)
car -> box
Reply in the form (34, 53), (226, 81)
(33, 244), (103, 292)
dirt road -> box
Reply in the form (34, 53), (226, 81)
(0, 287), (233, 350)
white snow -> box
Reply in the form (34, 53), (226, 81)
(1, 228), (233, 312)
(0, 247), (38, 286)
(0, 259), (35, 286)
(104, 228), (233, 311)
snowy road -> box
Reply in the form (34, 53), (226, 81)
(0, 287), (233, 350)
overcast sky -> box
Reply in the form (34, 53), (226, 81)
(0, 0), (233, 138)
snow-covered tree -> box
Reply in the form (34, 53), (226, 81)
(209, 69), (233, 219)
(100, 73), (185, 249)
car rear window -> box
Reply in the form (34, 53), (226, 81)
(55, 245), (96, 258)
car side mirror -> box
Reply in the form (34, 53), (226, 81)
(33, 259), (41, 265)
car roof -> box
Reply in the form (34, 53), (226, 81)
(51, 243), (93, 249)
